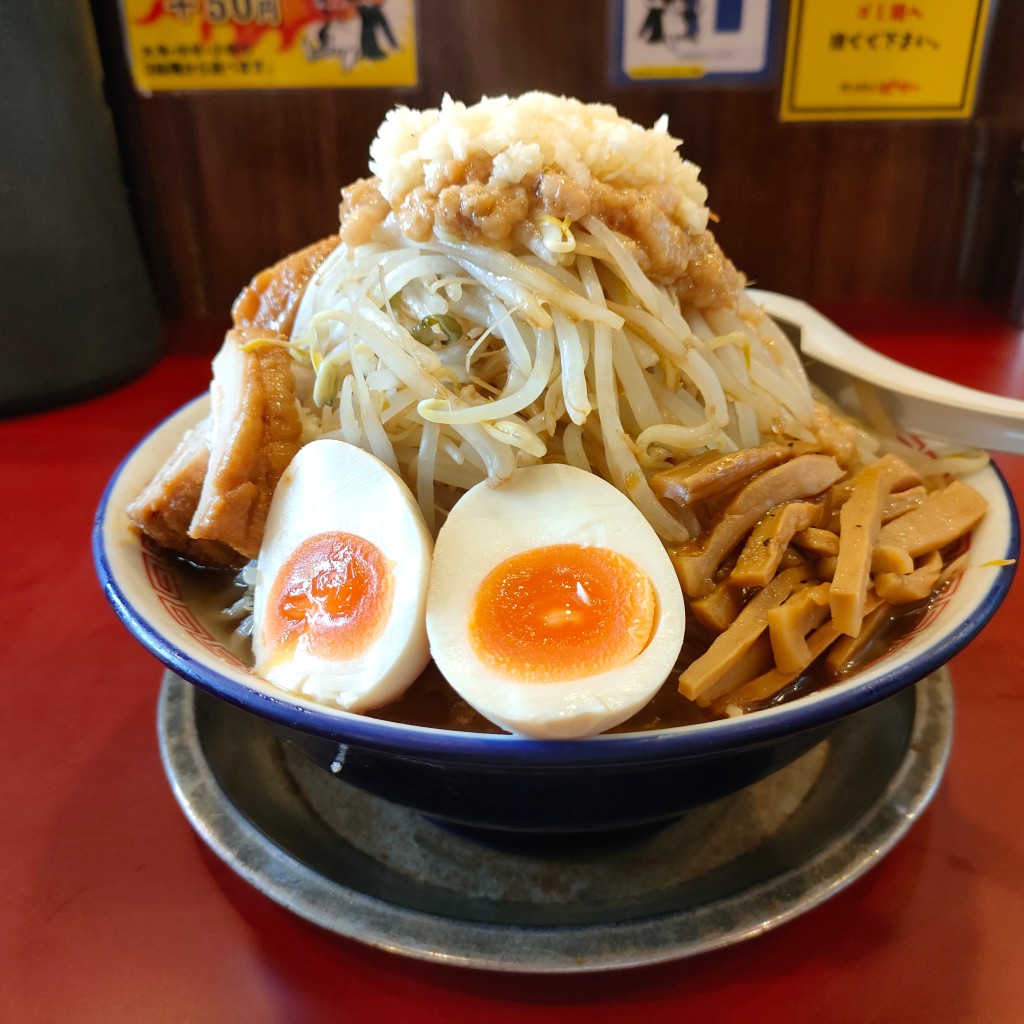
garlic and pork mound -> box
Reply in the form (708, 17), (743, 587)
(426, 465), (685, 739)
(252, 439), (432, 711)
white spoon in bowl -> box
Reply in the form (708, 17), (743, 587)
(749, 289), (1024, 455)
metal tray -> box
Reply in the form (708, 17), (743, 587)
(158, 668), (953, 973)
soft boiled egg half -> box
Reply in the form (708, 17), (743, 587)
(426, 463), (686, 739)
(252, 439), (432, 711)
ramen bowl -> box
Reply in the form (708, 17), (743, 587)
(94, 395), (1018, 843)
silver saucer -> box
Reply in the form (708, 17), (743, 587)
(157, 668), (953, 973)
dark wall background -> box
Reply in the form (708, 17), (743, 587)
(90, 0), (1024, 329)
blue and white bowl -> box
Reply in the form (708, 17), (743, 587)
(94, 395), (1019, 842)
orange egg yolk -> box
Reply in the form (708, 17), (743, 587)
(467, 543), (656, 683)
(262, 531), (394, 662)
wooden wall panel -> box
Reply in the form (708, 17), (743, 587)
(90, 0), (1024, 329)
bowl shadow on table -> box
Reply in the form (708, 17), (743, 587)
(269, 714), (838, 850)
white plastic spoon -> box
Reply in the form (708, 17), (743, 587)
(749, 289), (1024, 455)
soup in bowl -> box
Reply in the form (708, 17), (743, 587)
(94, 391), (1017, 839)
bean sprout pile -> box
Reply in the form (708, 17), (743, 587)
(286, 214), (830, 541)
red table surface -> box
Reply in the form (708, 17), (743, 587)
(3, 308), (1023, 1024)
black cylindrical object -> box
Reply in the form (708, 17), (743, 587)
(0, 0), (160, 416)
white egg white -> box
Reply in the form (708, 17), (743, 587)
(252, 439), (432, 711)
(426, 464), (686, 739)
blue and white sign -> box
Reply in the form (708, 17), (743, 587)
(618, 0), (776, 83)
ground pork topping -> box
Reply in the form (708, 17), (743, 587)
(341, 92), (742, 306)
(340, 173), (743, 308)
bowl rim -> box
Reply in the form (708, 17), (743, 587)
(94, 394), (1019, 766)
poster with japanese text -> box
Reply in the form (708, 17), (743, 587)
(121, 1), (418, 93)
(618, 0), (776, 83)
(780, 0), (991, 120)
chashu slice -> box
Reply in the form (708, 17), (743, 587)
(231, 235), (340, 336)
(188, 326), (303, 561)
(127, 238), (333, 567)
(126, 416), (245, 569)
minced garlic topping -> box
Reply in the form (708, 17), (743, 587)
(344, 92), (741, 305)
(368, 91), (710, 234)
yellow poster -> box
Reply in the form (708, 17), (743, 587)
(121, 0), (418, 93)
(781, 0), (991, 121)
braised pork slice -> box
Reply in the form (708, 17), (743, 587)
(231, 235), (340, 335)
(126, 417), (246, 569)
(188, 327), (302, 561)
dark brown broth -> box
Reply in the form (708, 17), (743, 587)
(172, 556), (950, 734)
